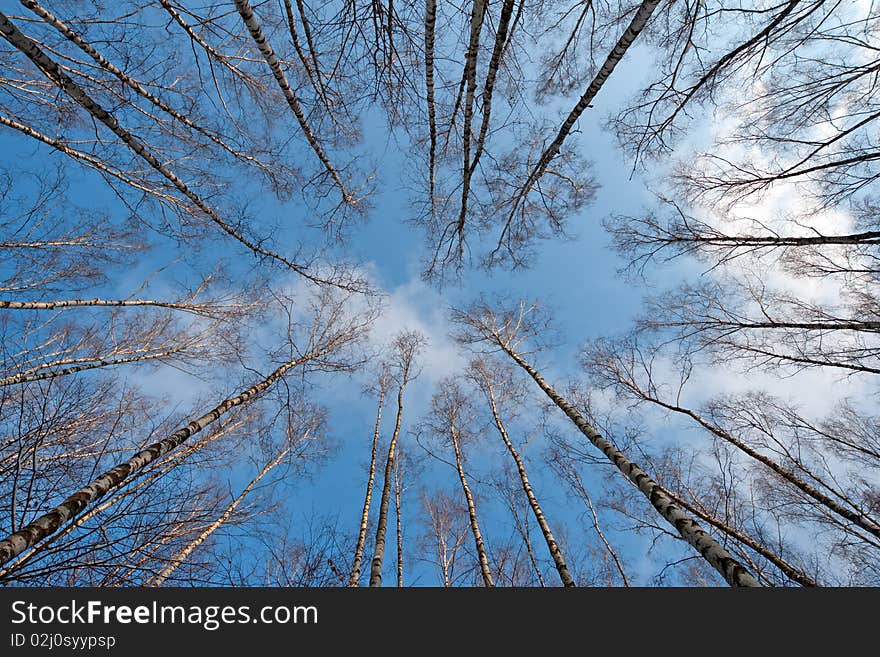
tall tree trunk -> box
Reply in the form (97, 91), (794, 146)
(424, 0), (437, 210)
(349, 369), (389, 586)
(18, 0), (269, 173)
(369, 373), (409, 585)
(0, 354), (318, 566)
(148, 438), (300, 586)
(450, 427), (494, 587)
(394, 456), (404, 587)
(232, 0), (354, 205)
(478, 368), (574, 586)
(490, 338), (760, 587)
(0, 298), (226, 316)
(498, 0), (661, 243)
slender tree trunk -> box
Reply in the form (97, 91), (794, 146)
(369, 376), (408, 586)
(454, 0), (488, 243)
(480, 372), (574, 586)
(0, 12), (342, 290)
(469, 0), (514, 177)
(450, 428), (494, 587)
(232, 0), (354, 205)
(509, 495), (546, 587)
(282, 0), (341, 131)
(394, 456), (404, 587)
(0, 298), (221, 315)
(424, 0), (437, 209)
(653, 228), (880, 249)
(0, 354), (317, 566)
(563, 465), (630, 586)
(500, 0), (661, 238)
(658, 0), (802, 134)
(659, 485), (819, 587)
(492, 338), (760, 587)
(348, 370), (389, 586)
(148, 439), (298, 587)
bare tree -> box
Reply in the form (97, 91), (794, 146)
(147, 412), (320, 586)
(469, 358), (575, 586)
(0, 288), (375, 568)
(418, 488), (471, 587)
(429, 378), (495, 586)
(349, 365), (390, 586)
(452, 299), (761, 586)
(486, 0), (662, 268)
(546, 448), (629, 586)
(369, 330), (424, 586)
(232, 0), (360, 211)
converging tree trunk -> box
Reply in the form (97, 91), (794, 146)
(472, 360), (574, 586)
(148, 435), (304, 586)
(369, 332), (423, 586)
(349, 367), (390, 586)
(431, 379), (495, 587)
(454, 302), (761, 587)
(451, 428), (493, 586)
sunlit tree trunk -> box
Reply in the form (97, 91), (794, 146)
(474, 361), (574, 586)
(450, 425), (494, 587)
(370, 332), (423, 586)
(394, 455), (404, 587)
(148, 436), (302, 586)
(349, 368), (389, 586)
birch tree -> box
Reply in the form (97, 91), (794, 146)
(0, 288), (375, 569)
(429, 379), (495, 587)
(452, 299), (761, 586)
(147, 413), (321, 587)
(419, 488), (471, 587)
(348, 365), (390, 586)
(469, 358), (575, 586)
(369, 330), (424, 586)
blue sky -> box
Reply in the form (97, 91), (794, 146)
(4, 2), (868, 586)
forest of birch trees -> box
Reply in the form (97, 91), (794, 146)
(0, 0), (877, 586)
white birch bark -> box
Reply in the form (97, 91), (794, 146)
(0, 353), (319, 566)
(450, 427), (494, 587)
(369, 368), (410, 586)
(485, 333), (760, 587)
(232, 0), (355, 205)
(477, 367), (574, 586)
(348, 369), (389, 586)
(148, 438), (301, 586)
